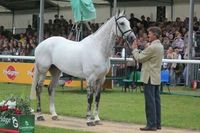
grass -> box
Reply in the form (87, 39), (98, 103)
(36, 125), (92, 133)
(0, 83), (200, 131)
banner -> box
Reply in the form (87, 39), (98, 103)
(70, 0), (96, 22)
(0, 62), (112, 88)
(0, 115), (35, 133)
(0, 62), (87, 87)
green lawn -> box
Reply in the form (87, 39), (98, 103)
(36, 125), (92, 133)
(0, 83), (200, 131)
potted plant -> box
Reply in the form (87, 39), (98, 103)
(0, 96), (35, 133)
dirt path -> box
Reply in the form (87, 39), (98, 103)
(36, 114), (200, 133)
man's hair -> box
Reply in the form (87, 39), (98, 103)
(147, 26), (162, 38)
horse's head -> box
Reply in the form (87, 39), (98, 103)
(115, 10), (136, 45)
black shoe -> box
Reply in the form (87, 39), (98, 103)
(157, 126), (161, 130)
(140, 127), (157, 131)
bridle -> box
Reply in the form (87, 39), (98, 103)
(115, 16), (133, 40)
(115, 15), (134, 49)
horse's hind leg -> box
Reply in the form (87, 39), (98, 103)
(48, 65), (61, 120)
(36, 72), (46, 121)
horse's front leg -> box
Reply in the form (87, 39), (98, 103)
(86, 84), (95, 126)
(94, 79), (103, 125)
(48, 67), (61, 120)
(48, 83), (58, 120)
(36, 74), (46, 121)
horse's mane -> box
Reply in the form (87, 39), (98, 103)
(92, 17), (113, 36)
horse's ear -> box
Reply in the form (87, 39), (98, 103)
(118, 9), (121, 14)
(117, 9), (120, 17)
(119, 10), (125, 16)
(121, 9), (125, 15)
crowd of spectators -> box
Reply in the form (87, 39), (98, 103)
(115, 13), (200, 85)
(0, 14), (101, 60)
(0, 13), (200, 85)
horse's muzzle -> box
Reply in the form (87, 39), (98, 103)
(126, 32), (136, 44)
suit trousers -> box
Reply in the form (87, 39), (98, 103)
(143, 81), (161, 128)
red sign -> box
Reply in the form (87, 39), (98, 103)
(3, 66), (19, 80)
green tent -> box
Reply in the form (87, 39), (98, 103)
(70, 0), (96, 22)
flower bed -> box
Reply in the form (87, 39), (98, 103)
(0, 96), (35, 133)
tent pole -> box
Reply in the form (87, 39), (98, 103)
(12, 11), (15, 34)
(170, 0), (174, 21)
(113, 0), (117, 15)
(39, 0), (44, 43)
(186, 0), (194, 86)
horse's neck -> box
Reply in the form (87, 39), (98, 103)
(92, 17), (116, 58)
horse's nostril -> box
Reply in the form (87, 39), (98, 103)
(128, 36), (134, 43)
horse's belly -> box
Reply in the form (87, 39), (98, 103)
(52, 52), (85, 78)
(58, 63), (84, 78)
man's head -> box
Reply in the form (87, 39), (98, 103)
(130, 13), (134, 18)
(147, 26), (161, 42)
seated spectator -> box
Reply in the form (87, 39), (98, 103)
(162, 36), (171, 50)
(172, 31), (184, 55)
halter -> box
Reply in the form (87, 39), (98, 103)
(115, 16), (133, 39)
(115, 15), (133, 50)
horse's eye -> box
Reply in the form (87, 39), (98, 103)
(119, 22), (125, 26)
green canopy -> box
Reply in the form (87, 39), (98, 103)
(70, 0), (96, 22)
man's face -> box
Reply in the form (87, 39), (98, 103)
(148, 31), (157, 42)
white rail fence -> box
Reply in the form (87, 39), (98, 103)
(0, 55), (200, 64)
(0, 55), (200, 86)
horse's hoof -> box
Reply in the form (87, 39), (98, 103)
(95, 120), (102, 125)
(52, 115), (58, 120)
(37, 115), (45, 121)
(86, 121), (95, 126)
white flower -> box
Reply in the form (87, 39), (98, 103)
(0, 100), (6, 106)
(5, 100), (16, 109)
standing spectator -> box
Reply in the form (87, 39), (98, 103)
(141, 15), (148, 29)
(54, 14), (60, 25)
(68, 19), (73, 32)
(173, 47), (183, 84)
(146, 17), (152, 27)
(26, 25), (34, 36)
(132, 27), (164, 131)
(60, 15), (66, 25)
(166, 46), (176, 86)
(129, 13), (140, 33)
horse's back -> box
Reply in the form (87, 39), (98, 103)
(35, 36), (75, 54)
(35, 37), (76, 66)
(34, 36), (88, 77)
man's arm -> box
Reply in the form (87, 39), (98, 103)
(132, 40), (153, 63)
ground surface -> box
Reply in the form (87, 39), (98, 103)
(36, 114), (200, 133)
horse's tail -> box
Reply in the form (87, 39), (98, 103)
(30, 64), (39, 100)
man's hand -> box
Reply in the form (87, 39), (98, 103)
(132, 39), (138, 49)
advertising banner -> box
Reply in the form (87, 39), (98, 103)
(0, 115), (35, 133)
(0, 62), (87, 87)
(0, 62), (111, 88)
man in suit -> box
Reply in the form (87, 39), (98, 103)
(132, 26), (164, 131)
